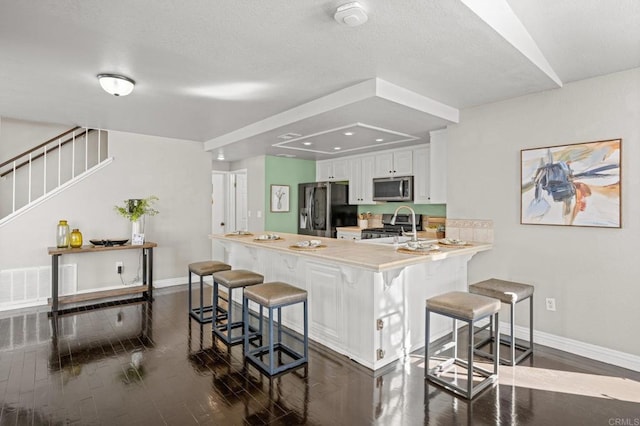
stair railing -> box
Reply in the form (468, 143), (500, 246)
(0, 126), (110, 223)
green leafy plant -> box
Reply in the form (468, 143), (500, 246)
(114, 196), (159, 222)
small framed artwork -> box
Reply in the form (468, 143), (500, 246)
(270, 184), (290, 213)
(521, 138), (621, 228)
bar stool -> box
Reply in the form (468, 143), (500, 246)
(243, 282), (308, 376)
(188, 261), (231, 324)
(212, 269), (264, 346)
(469, 278), (534, 366)
(425, 291), (500, 399)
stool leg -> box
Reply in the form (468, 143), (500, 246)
(277, 304), (282, 345)
(268, 306), (275, 374)
(199, 274), (205, 322)
(243, 296), (249, 356)
(188, 271), (193, 314)
(494, 312), (500, 375)
(425, 308), (430, 377)
(467, 319), (473, 398)
(227, 287), (233, 341)
(510, 302), (516, 365)
(213, 280), (219, 326)
(452, 318), (457, 359)
(529, 295), (534, 354)
(303, 300), (308, 360)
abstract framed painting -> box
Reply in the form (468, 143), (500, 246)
(521, 139), (621, 228)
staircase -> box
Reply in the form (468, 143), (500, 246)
(0, 126), (112, 226)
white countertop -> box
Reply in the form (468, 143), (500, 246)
(211, 232), (491, 272)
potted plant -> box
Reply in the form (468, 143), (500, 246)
(114, 196), (159, 244)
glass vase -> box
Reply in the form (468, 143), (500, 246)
(56, 220), (70, 248)
(131, 216), (145, 245)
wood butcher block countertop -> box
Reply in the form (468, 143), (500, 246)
(211, 232), (491, 272)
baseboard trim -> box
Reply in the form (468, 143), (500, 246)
(500, 321), (640, 373)
(154, 276), (212, 289)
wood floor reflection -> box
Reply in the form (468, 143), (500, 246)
(0, 286), (638, 425)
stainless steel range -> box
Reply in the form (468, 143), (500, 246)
(361, 213), (422, 239)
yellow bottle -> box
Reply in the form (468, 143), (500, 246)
(70, 228), (83, 248)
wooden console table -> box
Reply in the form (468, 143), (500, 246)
(47, 242), (157, 315)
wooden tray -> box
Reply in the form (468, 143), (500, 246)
(438, 239), (472, 246)
(253, 236), (283, 242)
(224, 232), (253, 237)
(397, 247), (441, 255)
(289, 244), (327, 251)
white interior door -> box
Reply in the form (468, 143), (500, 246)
(212, 172), (227, 235)
(235, 172), (248, 231)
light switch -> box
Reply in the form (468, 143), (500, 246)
(257, 210), (262, 218)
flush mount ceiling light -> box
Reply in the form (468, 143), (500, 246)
(334, 2), (368, 27)
(97, 73), (135, 96)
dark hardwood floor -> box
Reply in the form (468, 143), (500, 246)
(0, 286), (638, 425)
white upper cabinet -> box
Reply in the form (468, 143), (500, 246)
(373, 150), (413, 178)
(316, 158), (350, 181)
(349, 155), (375, 204)
(412, 146), (431, 204)
(428, 129), (447, 204)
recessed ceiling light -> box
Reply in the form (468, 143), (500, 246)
(277, 132), (302, 140)
(334, 147), (341, 150)
(302, 141), (313, 146)
(344, 132), (354, 136)
(376, 138), (384, 142)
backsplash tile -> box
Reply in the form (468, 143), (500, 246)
(445, 219), (494, 243)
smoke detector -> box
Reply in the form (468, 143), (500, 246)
(334, 2), (368, 27)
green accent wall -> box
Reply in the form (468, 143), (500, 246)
(357, 203), (446, 217)
(265, 156), (316, 233)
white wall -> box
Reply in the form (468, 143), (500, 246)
(447, 68), (640, 356)
(0, 117), (69, 160)
(0, 130), (213, 291)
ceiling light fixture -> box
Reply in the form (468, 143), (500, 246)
(344, 132), (354, 136)
(334, 2), (368, 27)
(302, 141), (313, 146)
(97, 74), (135, 96)
(334, 147), (342, 150)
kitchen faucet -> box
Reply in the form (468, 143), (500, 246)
(390, 205), (418, 242)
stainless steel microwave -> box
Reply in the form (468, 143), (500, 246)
(372, 176), (414, 201)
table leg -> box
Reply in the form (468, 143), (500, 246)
(51, 254), (60, 314)
(146, 247), (153, 302)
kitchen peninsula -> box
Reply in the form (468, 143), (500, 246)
(211, 232), (491, 370)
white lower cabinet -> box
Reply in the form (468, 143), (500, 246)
(306, 262), (344, 347)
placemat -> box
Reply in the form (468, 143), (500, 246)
(288, 244), (327, 251)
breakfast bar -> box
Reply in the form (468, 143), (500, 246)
(211, 232), (491, 370)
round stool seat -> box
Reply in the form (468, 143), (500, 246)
(426, 291), (500, 321)
(469, 278), (534, 304)
(244, 282), (307, 307)
(189, 261), (231, 276)
(213, 269), (264, 288)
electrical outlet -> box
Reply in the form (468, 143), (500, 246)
(116, 261), (123, 274)
(545, 298), (556, 311)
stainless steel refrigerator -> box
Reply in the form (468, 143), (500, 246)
(298, 181), (358, 238)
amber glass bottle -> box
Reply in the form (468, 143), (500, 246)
(70, 228), (83, 248)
